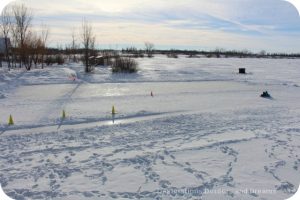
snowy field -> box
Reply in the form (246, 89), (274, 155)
(0, 56), (300, 200)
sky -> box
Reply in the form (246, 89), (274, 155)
(4, 0), (300, 52)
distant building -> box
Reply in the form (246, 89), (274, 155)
(0, 37), (11, 55)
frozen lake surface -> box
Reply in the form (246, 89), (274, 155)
(0, 56), (300, 199)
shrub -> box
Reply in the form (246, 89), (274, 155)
(133, 52), (144, 58)
(45, 56), (54, 66)
(111, 57), (138, 73)
(45, 55), (65, 65)
(55, 54), (65, 65)
(166, 53), (178, 58)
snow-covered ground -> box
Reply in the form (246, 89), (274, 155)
(0, 56), (300, 200)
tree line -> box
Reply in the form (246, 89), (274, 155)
(0, 3), (97, 73)
(0, 3), (49, 70)
(2, 3), (298, 73)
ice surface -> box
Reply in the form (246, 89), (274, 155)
(0, 56), (299, 199)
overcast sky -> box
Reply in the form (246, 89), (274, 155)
(9, 0), (300, 52)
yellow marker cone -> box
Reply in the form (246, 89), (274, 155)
(112, 106), (116, 115)
(8, 115), (14, 125)
(62, 110), (66, 119)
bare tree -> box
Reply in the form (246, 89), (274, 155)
(12, 3), (33, 70)
(71, 29), (76, 50)
(23, 29), (45, 68)
(81, 19), (96, 73)
(40, 24), (49, 68)
(24, 30), (38, 68)
(70, 28), (78, 62)
(145, 42), (155, 58)
(0, 5), (12, 69)
(259, 50), (266, 58)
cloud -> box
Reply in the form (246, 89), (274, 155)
(12, 0), (300, 52)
